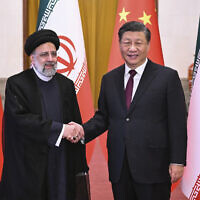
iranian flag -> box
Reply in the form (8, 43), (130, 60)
(36, 0), (95, 162)
(181, 17), (200, 200)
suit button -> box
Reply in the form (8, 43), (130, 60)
(126, 118), (130, 122)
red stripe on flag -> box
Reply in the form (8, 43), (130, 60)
(76, 71), (95, 163)
(189, 175), (200, 200)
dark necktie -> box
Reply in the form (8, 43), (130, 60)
(125, 70), (137, 109)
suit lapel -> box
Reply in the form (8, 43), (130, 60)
(128, 60), (159, 114)
(114, 65), (127, 111)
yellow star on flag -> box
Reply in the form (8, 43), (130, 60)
(119, 8), (130, 22)
(138, 11), (152, 25)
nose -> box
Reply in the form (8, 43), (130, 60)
(47, 52), (54, 61)
(129, 44), (137, 51)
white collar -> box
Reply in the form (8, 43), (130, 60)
(125, 58), (148, 77)
(32, 65), (53, 82)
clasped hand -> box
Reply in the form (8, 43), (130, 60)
(62, 122), (84, 143)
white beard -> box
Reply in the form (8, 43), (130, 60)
(34, 61), (57, 77)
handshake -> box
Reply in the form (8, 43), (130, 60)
(62, 122), (84, 143)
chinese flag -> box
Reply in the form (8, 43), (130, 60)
(108, 0), (164, 72)
(0, 97), (3, 179)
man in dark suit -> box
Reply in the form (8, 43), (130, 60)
(0, 29), (88, 200)
(71, 21), (187, 200)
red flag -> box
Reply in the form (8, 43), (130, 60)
(108, 0), (164, 72)
(0, 96), (3, 179)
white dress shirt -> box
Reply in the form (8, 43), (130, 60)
(124, 58), (147, 100)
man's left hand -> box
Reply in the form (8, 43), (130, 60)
(169, 164), (184, 183)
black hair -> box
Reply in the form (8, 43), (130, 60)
(118, 21), (151, 43)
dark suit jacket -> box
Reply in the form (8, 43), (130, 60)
(84, 59), (187, 184)
(0, 69), (88, 200)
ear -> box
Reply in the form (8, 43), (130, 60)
(147, 43), (150, 52)
(30, 54), (35, 65)
(119, 41), (123, 52)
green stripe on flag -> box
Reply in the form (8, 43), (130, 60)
(36, 0), (60, 30)
(192, 17), (200, 85)
(194, 17), (200, 64)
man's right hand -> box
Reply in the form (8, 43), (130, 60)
(63, 122), (84, 143)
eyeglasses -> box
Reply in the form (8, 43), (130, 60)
(36, 51), (57, 58)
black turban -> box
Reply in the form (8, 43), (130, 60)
(24, 29), (60, 56)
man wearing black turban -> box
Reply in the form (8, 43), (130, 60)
(0, 29), (88, 200)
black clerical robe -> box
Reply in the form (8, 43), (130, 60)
(0, 69), (88, 200)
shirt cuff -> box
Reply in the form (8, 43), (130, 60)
(55, 124), (65, 147)
(170, 163), (184, 166)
